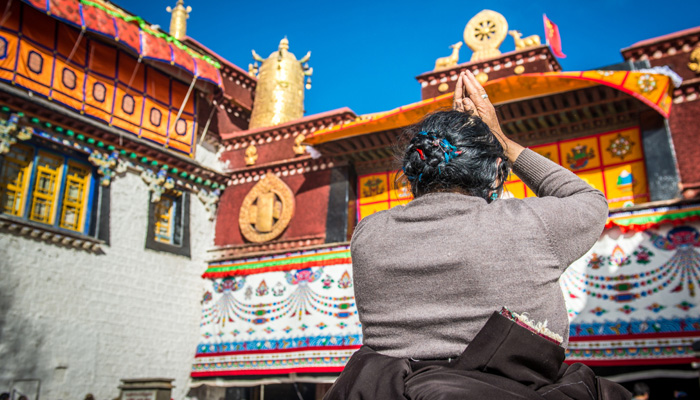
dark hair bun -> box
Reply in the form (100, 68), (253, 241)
(401, 110), (510, 201)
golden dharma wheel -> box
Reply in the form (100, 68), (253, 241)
(464, 10), (508, 62)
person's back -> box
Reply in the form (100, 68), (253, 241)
(352, 146), (608, 358)
(326, 71), (621, 400)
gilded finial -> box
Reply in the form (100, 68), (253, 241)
(434, 41), (463, 71)
(249, 38), (313, 129)
(508, 30), (541, 50)
(245, 144), (258, 166)
(166, 0), (192, 40)
(464, 10), (508, 62)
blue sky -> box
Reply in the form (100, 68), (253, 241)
(116, 0), (700, 116)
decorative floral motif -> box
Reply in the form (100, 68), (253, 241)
(272, 282), (286, 297)
(256, 280), (269, 297)
(647, 303), (665, 313)
(610, 245), (631, 267)
(299, 324), (308, 332)
(606, 133), (636, 160)
(202, 291), (212, 304)
(566, 144), (595, 170)
(0, 114), (33, 154)
(286, 268), (323, 285)
(214, 277), (245, 293)
(676, 301), (694, 311)
(322, 274), (335, 289)
(633, 246), (654, 264)
(264, 327), (274, 334)
(316, 322), (327, 330)
(88, 150), (126, 186)
(337, 322), (348, 329)
(590, 307), (607, 316)
(618, 305), (636, 314)
(637, 73), (657, 93)
(338, 270), (353, 289)
(246, 328), (255, 335)
(141, 168), (175, 203)
(587, 253), (607, 269)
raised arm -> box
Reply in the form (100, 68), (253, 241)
(454, 70), (608, 267)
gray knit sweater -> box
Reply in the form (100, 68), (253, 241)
(351, 149), (609, 359)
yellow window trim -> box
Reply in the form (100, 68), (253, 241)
(0, 143), (34, 217)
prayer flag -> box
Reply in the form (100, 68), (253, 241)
(543, 14), (566, 58)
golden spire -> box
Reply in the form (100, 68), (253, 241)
(248, 38), (313, 129)
(166, 0), (192, 40)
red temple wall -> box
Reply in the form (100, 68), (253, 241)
(668, 99), (700, 187)
(214, 169), (332, 246)
(221, 137), (302, 170)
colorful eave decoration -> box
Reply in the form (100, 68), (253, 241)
(203, 245), (352, 279)
(606, 203), (700, 233)
(305, 71), (674, 145)
(0, 107), (224, 198)
(22, 0), (222, 86)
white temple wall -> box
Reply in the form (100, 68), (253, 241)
(0, 157), (216, 400)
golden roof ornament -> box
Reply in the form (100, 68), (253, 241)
(434, 41), (463, 71)
(464, 10), (508, 62)
(245, 144), (258, 166)
(508, 30), (541, 50)
(248, 38), (313, 129)
(166, 0), (191, 41)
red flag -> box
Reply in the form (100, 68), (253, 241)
(543, 14), (566, 58)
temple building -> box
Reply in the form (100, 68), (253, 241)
(0, 0), (253, 399)
(1, 2), (700, 400)
(194, 9), (700, 400)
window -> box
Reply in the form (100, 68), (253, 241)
(0, 142), (97, 235)
(146, 191), (190, 257)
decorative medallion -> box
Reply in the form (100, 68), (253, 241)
(566, 144), (595, 170)
(637, 73), (656, 94)
(437, 82), (449, 93)
(464, 10), (508, 62)
(245, 144), (258, 166)
(362, 177), (385, 197)
(606, 133), (635, 160)
(293, 133), (307, 155)
(239, 174), (295, 243)
(513, 65), (525, 75)
(688, 46), (700, 74)
(475, 72), (489, 84)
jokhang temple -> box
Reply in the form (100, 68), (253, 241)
(1, 2), (699, 400)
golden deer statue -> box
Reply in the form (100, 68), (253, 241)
(434, 42), (463, 71)
(508, 30), (541, 50)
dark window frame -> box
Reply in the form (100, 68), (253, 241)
(145, 191), (190, 257)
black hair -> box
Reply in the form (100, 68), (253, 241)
(632, 382), (650, 396)
(399, 110), (510, 201)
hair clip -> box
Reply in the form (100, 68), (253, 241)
(416, 148), (425, 160)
